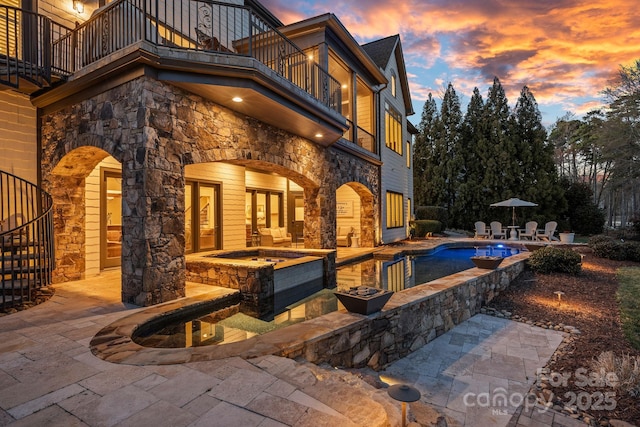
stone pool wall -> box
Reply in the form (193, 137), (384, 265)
(185, 248), (335, 318)
(279, 252), (528, 370)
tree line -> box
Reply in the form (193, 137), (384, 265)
(548, 59), (640, 229)
(413, 77), (565, 231)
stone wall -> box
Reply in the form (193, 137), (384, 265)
(40, 75), (379, 306)
(186, 248), (336, 318)
(279, 254), (527, 370)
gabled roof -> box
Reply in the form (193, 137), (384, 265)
(361, 35), (398, 70)
(362, 35), (414, 116)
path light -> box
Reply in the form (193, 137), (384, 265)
(388, 384), (421, 427)
(554, 291), (565, 305)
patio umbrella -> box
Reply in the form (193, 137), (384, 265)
(490, 197), (538, 226)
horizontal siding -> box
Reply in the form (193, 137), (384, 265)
(0, 91), (37, 183)
(186, 162), (247, 251)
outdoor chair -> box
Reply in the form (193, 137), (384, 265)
(474, 221), (490, 239)
(490, 221), (506, 239)
(519, 221), (538, 240)
(536, 221), (558, 241)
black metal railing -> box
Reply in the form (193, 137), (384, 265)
(344, 119), (377, 154)
(52, 0), (341, 112)
(1, 170), (55, 309)
(0, 5), (72, 90)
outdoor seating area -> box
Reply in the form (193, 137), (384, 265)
(474, 220), (559, 241)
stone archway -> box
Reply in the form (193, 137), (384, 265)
(46, 146), (117, 283)
(41, 75), (381, 305)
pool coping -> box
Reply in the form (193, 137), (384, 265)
(90, 242), (531, 366)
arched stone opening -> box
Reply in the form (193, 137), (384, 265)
(336, 182), (375, 248)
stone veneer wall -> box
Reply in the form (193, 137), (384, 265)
(40, 74), (377, 306)
(186, 248), (336, 317)
(280, 255), (527, 370)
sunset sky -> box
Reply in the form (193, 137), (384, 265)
(260, 0), (640, 127)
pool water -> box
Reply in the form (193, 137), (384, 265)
(134, 245), (520, 348)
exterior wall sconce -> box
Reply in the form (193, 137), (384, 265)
(73, 0), (84, 13)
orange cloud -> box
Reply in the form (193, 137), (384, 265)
(260, 0), (639, 118)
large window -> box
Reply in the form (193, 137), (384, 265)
(386, 191), (404, 228)
(245, 189), (283, 246)
(385, 103), (402, 155)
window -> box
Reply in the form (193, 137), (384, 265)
(185, 181), (221, 253)
(406, 141), (411, 167)
(385, 103), (402, 155)
(386, 191), (404, 228)
(390, 73), (397, 98)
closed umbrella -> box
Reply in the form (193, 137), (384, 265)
(490, 197), (538, 226)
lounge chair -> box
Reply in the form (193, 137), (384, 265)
(474, 221), (490, 239)
(490, 221), (506, 239)
(519, 221), (538, 240)
(536, 221), (558, 241)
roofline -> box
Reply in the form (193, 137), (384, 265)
(278, 13), (387, 85)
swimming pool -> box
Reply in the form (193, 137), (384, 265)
(133, 244), (521, 348)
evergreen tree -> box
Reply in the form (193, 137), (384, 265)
(413, 94), (440, 206)
(439, 83), (464, 226)
(482, 77), (516, 223)
(511, 86), (565, 222)
(457, 87), (487, 227)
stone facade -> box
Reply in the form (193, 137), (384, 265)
(40, 76), (378, 306)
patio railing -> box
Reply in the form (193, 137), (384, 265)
(53, 0), (341, 112)
(0, 5), (72, 90)
(0, 170), (55, 309)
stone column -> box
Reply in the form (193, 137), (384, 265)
(120, 135), (186, 306)
(304, 184), (337, 249)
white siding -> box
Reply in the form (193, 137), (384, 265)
(0, 91), (37, 183)
(186, 162), (247, 250)
(336, 185), (360, 234)
(85, 156), (121, 276)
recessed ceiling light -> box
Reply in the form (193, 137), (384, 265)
(232, 96), (243, 102)
(342, 84), (348, 89)
(315, 133), (323, 138)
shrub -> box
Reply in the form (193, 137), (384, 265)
(527, 246), (582, 275)
(588, 234), (614, 246)
(591, 239), (628, 261)
(626, 242), (640, 262)
(411, 220), (442, 237)
(414, 206), (448, 229)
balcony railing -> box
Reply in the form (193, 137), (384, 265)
(53, 0), (341, 112)
(344, 119), (377, 154)
(0, 5), (72, 90)
(1, 170), (55, 309)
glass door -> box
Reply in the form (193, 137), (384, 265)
(186, 181), (220, 253)
(101, 169), (122, 269)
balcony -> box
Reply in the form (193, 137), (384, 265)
(32, 0), (347, 145)
(0, 5), (72, 94)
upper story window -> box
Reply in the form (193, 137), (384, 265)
(390, 72), (397, 98)
(406, 141), (411, 168)
(385, 102), (402, 155)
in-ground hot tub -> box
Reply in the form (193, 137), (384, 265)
(185, 248), (335, 319)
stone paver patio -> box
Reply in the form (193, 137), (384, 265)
(0, 247), (583, 426)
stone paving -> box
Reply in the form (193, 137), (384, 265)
(0, 260), (580, 426)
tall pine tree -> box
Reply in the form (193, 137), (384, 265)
(456, 87), (487, 227)
(482, 77), (516, 223)
(413, 94), (440, 206)
(439, 83), (465, 226)
(512, 86), (565, 222)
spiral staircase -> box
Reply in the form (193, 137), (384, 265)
(0, 170), (55, 310)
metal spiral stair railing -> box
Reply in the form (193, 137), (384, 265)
(0, 170), (55, 310)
